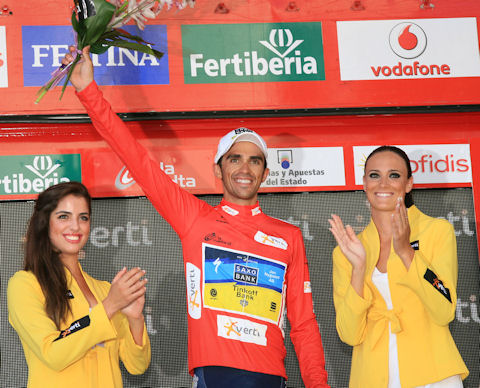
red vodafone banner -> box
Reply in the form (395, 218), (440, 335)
(0, 111), (477, 201)
(1, 1), (480, 115)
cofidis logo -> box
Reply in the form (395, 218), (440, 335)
(182, 22), (325, 84)
(353, 144), (471, 185)
(337, 18), (480, 80)
(0, 26), (7, 87)
(22, 25), (169, 86)
(0, 154), (81, 196)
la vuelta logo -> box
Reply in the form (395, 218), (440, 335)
(371, 22), (450, 78)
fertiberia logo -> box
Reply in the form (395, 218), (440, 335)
(0, 154), (81, 196)
(182, 22), (325, 83)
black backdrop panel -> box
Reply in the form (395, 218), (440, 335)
(1, 189), (478, 387)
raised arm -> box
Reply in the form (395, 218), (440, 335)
(63, 47), (204, 236)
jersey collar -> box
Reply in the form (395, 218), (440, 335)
(218, 199), (263, 217)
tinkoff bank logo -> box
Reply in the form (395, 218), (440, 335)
(0, 154), (81, 195)
(182, 22), (325, 83)
(22, 25), (168, 86)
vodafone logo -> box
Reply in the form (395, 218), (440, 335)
(389, 23), (426, 59)
(374, 21), (449, 78)
(337, 18), (480, 80)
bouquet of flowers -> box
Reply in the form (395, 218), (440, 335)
(35, 0), (194, 103)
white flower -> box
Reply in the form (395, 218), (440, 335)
(109, 0), (157, 30)
(108, 0), (195, 30)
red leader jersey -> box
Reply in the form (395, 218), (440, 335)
(77, 81), (329, 388)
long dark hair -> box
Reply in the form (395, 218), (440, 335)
(364, 145), (414, 208)
(24, 181), (92, 329)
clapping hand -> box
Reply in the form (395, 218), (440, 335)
(329, 214), (367, 297)
(103, 267), (147, 319)
(329, 214), (366, 270)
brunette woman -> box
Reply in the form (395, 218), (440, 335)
(329, 146), (468, 388)
(7, 182), (150, 388)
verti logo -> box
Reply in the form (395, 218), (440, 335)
(217, 315), (267, 346)
(254, 230), (288, 250)
(389, 23), (427, 59)
(186, 262), (201, 319)
(182, 22), (325, 84)
(0, 26), (7, 87)
(0, 154), (81, 196)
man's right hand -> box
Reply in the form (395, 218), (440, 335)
(61, 46), (94, 92)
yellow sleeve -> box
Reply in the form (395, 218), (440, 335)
(115, 314), (151, 375)
(332, 246), (372, 346)
(397, 219), (457, 326)
(7, 271), (117, 372)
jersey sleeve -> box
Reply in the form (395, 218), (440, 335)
(7, 271), (117, 372)
(332, 245), (373, 346)
(76, 81), (204, 237)
(397, 219), (458, 325)
(286, 228), (330, 388)
(114, 314), (151, 375)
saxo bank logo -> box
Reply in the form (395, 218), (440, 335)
(0, 154), (81, 196)
(22, 25), (169, 86)
(182, 22), (325, 83)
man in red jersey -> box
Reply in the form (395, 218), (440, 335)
(63, 46), (330, 388)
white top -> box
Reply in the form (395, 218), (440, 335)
(371, 267), (463, 388)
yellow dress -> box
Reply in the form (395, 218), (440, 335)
(7, 264), (151, 388)
(332, 205), (468, 388)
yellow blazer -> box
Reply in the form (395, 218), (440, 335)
(333, 205), (468, 388)
(8, 264), (151, 388)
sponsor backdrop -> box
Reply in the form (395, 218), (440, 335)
(1, 1), (480, 114)
(0, 112), (476, 200)
(1, 189), (479, 387)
